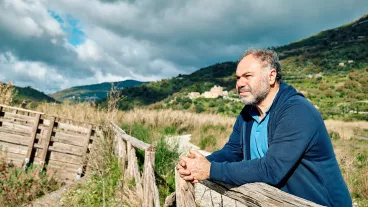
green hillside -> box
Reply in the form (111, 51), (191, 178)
(14, 86), (56, 104)
(113, 14), (368, 121)
(50, 80), (148, 102)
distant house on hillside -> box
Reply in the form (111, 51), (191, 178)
(188, 92), (200, 99)
(85, 95), (100, 103)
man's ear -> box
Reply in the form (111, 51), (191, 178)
(269, 69), (277, 85)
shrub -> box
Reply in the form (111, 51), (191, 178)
(195, 103), (205, 113)
(0, 152), (60, 206)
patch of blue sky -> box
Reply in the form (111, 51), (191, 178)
(48, 10), (85, 46)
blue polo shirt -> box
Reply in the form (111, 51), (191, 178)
(249, 106), (271, 159)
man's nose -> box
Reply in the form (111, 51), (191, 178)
(237, 78), (246, 89)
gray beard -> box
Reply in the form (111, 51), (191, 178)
(239, 80), (270, 105)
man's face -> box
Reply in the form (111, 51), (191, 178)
(235, 55), (271, 105)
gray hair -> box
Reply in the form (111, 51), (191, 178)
(238, 48), (282, 81)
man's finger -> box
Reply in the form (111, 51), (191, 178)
(176, 163), (184, 171)
(192, 150), (204, 157)
(179, 159), (186, 167)
(178, 168), (191, 176)
(182, 175), (194, 181)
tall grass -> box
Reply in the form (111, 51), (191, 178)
(0, 82), (16, 105)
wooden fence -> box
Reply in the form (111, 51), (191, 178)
(0, 104), (160, 206)
(110, 122), (160, 207)
(0, 104), (99, 183)
(175, 166), (324, 207)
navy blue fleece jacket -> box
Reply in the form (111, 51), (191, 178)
(206, 82), (351, 207)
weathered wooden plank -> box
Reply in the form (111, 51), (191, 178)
(49, 151), (82, 165)
(200, 181), (324, 207)
(3, 151), (25, 165)
(175, 169), (196, 207)
(47, 159), (81, 171)
(40, 116), (55, 169)
(130, 144), (143, 200)
(52, 121), (89, 134)
(35, 133), (85, 147)
(3, 112), (35, 123)
(25, 113), (41, 166)
(0, 126), (31, 138)
(143, 151), (160, 207)
(111, 122), (154, 151)
(50, 142), (84, 156)
(0, 119), (32, 132)
(0, 104), (44, 115)
(0, 142), (27, 154)
(79, 124), (93, 174)
(52, 132), (86, 146)
(33, 143), (83, 157)
(0, 131), (30, 146)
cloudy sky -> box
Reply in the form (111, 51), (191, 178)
(0, 0), (367, 93)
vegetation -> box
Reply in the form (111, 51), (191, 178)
(50, 80), (147, 102)
(0, 151), (60, 207)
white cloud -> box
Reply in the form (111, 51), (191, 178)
(0, 0), (367, 93)
(76, 39), (102, 61)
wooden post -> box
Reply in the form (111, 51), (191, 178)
(40, 116), (55, 170)
(142, 150), (160, 207)
(175, 168), (196, 207)
(79, 124), (93, 179)
(118, 134), (127, 171)
(24, 113), (41, 169)
(12, 109), (17, 121)
(125, 141), (133, 179)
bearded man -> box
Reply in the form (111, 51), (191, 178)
(177, 49), (352, 207)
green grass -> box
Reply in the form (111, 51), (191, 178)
(0, 153), (60, 207)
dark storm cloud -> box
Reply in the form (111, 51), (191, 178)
(0, 0), (367, 92)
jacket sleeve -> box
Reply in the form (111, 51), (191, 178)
(209, 102), (318, 186)
(206, 115), (243, 163)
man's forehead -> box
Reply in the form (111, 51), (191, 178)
(236, 56), (261, 74)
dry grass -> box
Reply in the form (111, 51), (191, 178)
(325, 120), (368, 139)
(34, 102), (236, 151)
(0, 82), (16, 105)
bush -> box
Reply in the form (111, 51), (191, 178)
(195, 103), (205, 113)
(0, 152), (60, 206)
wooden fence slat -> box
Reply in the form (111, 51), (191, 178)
(3, 112), (36, 123)
(40, 116), (55, 170)
(25, 113), (41, 168)
(0, 131), (30, 146)
(0, 119), (33, 132)
(0, 104), (44, 115)
(78, 124), (93, 178)
(175, 169), (196, 207)
(124, 141), (143, 200)
(33, 144), (83, 157)
(143, 151), (160, 207)
(111, 122), (154, 151)
(200, 181), (324, 207)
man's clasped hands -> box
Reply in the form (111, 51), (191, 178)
(175, 151), (211, 183)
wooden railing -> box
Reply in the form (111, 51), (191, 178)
(0, 104), (98, 183)
(0, 104), (160, 206)
(175, 168), (324, 207)
(110, 122), (160, 207)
